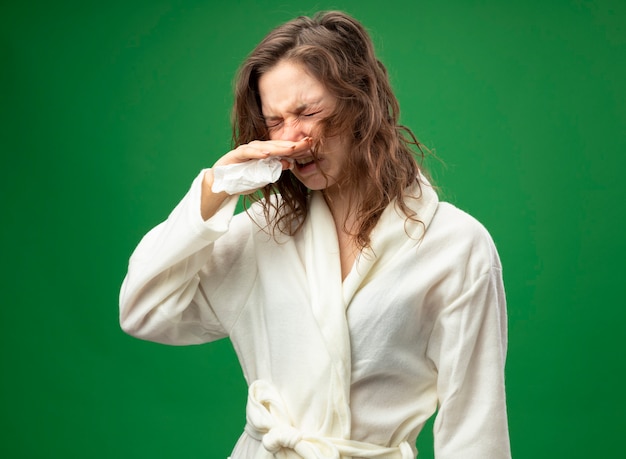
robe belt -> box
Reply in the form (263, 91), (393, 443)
(244, 380), (414, 459)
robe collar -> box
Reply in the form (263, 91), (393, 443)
(343, 176), (440, 304)
(303, 175), (440, 435)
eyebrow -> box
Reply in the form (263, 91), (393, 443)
(262, 102), (321, 120)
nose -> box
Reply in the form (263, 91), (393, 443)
(279, 118), (308, 142)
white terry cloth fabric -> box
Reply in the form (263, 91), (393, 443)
(212, 157), (285, 194)
(244, 379), (414, 458)
(119, 169), (511, 459)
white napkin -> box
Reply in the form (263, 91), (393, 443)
(211, 157), (286, 195)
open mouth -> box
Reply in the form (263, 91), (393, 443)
(294, 157), (315, 169)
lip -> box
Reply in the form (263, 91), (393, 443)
(295, 160), (317, 174)
(293, 156), (322, 176)
(294, 157), (314, 166)
(292, 149), (313, 162)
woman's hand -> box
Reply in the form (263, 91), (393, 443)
(214, 138), (311, 170)
(200, 138), (312, 220)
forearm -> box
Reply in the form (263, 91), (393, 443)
(119, 170), (240, 344)
(430, 269), (511, 458)
(200, 168), (231, 221)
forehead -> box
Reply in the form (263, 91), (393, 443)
(258, 61), (332, 114)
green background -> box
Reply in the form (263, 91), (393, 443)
(2, 0), (624, 457)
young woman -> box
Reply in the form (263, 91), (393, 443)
(120, 11), (511, 459)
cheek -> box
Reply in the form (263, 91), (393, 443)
(326, 136), (350, 155)
(267, 128), (281, 140)
(307, 120), (324, 137)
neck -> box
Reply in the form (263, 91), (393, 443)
(322, 187), (356, 233)
(322, 187), (360, 281)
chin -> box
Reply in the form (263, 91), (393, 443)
(294, 174), (336, 192)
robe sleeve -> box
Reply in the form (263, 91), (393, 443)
(119, 170), (254, 345)
(426, 254), (511, 458)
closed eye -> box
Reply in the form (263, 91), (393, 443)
(264, 110), (322, 130)
(264, 118), (283, 128)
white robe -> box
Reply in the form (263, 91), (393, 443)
(119, 171), (511, 458)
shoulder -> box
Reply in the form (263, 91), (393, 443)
(425, 202), (502, 273)
(431, 202), (491, 238)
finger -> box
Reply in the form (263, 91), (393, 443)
(248, 139), (308, 149)
(279, 158), (294, 170)
(215, 138), (313, 167)
(233, 141), (300, 160)
(264, 137), (313, 158)
(214, 145), (270, 167)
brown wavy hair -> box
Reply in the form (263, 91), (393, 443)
(232, 11), (428, 249)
